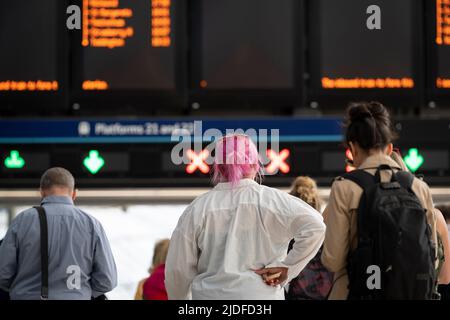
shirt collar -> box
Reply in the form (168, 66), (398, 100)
(41, 195), (74, 206)
(358, 154), (402, 170)
(213, 178), (259, 191)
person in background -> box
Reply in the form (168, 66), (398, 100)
(0, 239), (5, 300)
(285, 176), (333, 300)
(165, 134), (326, 300)
(135, 239), (170, 300)
(322, 102), (446, 300)
(436, 204), (450, 300)
(391, 152), (450, 290)
(436, 204), (450, 233)
(0, 167), (117, 300)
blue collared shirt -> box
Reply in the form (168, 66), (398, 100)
(0, 196), (117, 300)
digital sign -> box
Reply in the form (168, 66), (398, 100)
(192, 0), (299, 92)
(2, 1), (449, 113)
(77, 0), (178, 92)
(0, 118), (448, 187)
(310, 0), (418, 94)
(1, 150), (50, 174)
(0, 0), (60, 93)
(265, 149), (291, 175)
(185, 149), (210, 174)
(435, 0), (450, 90)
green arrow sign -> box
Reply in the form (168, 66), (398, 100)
(403, 148), (424, 173)
(83, 150), (105, 175)
(4, 150), (25, 169)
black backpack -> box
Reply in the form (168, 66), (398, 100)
(342, 165), (437, 300)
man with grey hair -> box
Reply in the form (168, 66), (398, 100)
(0, 167), (117, 300)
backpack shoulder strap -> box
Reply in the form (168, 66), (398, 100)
(340, 169), (377, 190)
(34, 206), (49, 300)
(340, 170), (377, 247)
(395, 171), (415, 190)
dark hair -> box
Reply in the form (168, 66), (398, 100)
(344, 101), (396, 151)
(436, 204), (450, 222)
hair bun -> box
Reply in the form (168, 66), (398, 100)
(367, 101), (390, 123)
(344, 101), (395, 151)
(348, 103), (374, 122)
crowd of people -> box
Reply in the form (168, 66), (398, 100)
(0, 101), (449, 300)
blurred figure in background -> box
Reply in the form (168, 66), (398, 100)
(135, 239), (170, 300)
(165, 134), (325, 300)
(285, 176), (333, 300)
(0, 239), (5, 300)
(391, 151), (450, 290)
(436, 204), (450, 233)
(436, 204), (450, 300)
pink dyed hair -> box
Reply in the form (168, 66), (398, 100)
(212, 134), (262, 186)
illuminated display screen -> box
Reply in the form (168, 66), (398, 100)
(436, 0), (450, 89)
(313, 0), (416, 90)
(0, 0), (59, 92)
(195, 0), (295, 90)
(1, 145), (448, 188)
(1, 151), (50, 173)
(80, 0), (176, 91)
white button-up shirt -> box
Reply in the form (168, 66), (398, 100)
(165, 179), (326, 300)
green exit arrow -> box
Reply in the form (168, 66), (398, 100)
(83, 150), (105, 175)
(403, 148), (424, 173)
(4, 150), (25, 169)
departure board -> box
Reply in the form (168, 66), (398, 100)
(79, 0), (177, 91)
(312, 0), (416, 90)
(0, 0), (59, 93)
(436, 0), (450, 89)
(194, 0), (296, 90)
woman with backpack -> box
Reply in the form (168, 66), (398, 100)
(321, 101), (449, 300)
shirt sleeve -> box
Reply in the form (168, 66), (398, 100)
(165, 206), (199, 300)
(0, 216), (21, 291)
(321, 180), (351, 273)
(266, 197), (326, 283)
(90, 221), (118, 297)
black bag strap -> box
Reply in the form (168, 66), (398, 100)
(340, 170), (378, 246)
(374, 164), (398, 183)
(395, 170), (415, 190)
(34, 206), (49, 300)
(340, 169), (376, 190)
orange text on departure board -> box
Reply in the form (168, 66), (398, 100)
(437, 78), (450, 88)
(82, 0), (134, 49)
(82, 80), (109, 90)
(437, 0), (450, 45)
(321, 77), (415, 89)
(0, 80), (58, 91)
(152, 0), (172, 47)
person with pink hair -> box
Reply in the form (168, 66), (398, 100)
(165, 134), (326, 300)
